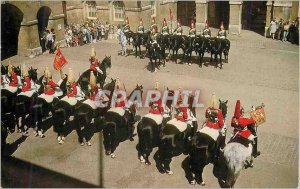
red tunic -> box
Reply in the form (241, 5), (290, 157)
(231, 117), (255, 139)
(176, 107), (188, 122)
(205, 107), (224, 129)
(115, 93), (126, 107)
(67, 82), (77, 97)
(90, 58), (99, 71)
(149, 98), (164, 114)
(44, 80), (59, 95)
(89, 86), (99, 101)
(9, 72), (18, 87)
(21, 76), (31, 92)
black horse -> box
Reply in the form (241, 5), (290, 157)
(207, 38), (224, 69)
(136, 89), (174, 165)
(77, 56), (112, 95)
(30, 76), (68, 138)
(155, 93), (198, 175)
(131, 32), (150, 58)
(102, 84), (143, 158)
(73, 78), (116, 146)
(184, 99), (228, 185)
(193, 36), (209, 67)
(221, 39), (230, 63)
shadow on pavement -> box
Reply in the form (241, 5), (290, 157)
(1, 156), (98, 188)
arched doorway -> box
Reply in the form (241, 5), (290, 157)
(242, 1), (267, 35)
(208, 1), (230, 29)
(177, 1), (196, 26)
(37, 6), (52, 52)
(1, 3), (24, 60)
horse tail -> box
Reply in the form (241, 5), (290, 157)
(138, 123), (153, 156)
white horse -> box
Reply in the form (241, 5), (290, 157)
(223, 139), (253, 188)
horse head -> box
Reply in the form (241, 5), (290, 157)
(1, 65), (8, 75)
(101, 55), (112, 70)
(219, 99), (228, 119)
(14, 66), (21, 76)
(28, 67), (38, 83)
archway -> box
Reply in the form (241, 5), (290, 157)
(1, 3), (24, 60)
(207, 1), (229, 29)
(37, 6), (52, 51)
(242, 1), (267, 35)
(177, 1), (196, 26)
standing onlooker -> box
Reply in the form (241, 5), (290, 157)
(270, 19), (277, 39)
(116, 24), (127, 56)
(49, 28), (56, 54)
(40, 27), (47, 53)
(105, 22), (110, 40)
(46, 30), (54, 53)
(101, 23), (105, 40)
(283, 21), (290, 41)
(276, 18), (284, 40)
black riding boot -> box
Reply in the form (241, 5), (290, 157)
(252, 137), (261, 158)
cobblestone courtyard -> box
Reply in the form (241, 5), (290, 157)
(2, 30), (299, 187)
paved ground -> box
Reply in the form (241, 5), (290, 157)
(2, 30), (299, 188)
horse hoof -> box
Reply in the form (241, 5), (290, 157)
(80, 142), (85, 146)
(200, 181), (205, 186)
(166, 170), (173, 175)
(62, 137), (65, 141)
(57, 136), (62, 141)
(59, 140), (64, 145)
(190, 180), (196, 185)
(111, 153), (116, 159)
(87, 141), (92, 146)
(145, 161), (151, 166)
(140, 156), (145, 163)
(189, 63), (191, 66)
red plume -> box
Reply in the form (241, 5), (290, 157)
(234, 100), (241, 119)
(205, 20), (209, 27)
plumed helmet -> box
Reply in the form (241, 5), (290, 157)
(68, 68), (75, 83)
(177, 19), (181, 26)
(209, 92), (218, 109)
(89, 71), (96, 87)
(44, 66), (52, 78)
(90, 46), (96, 57)
(234, 100), (241, 119)
(140, 18), (143, 24)
(220, 21), (224, 29)
(154, 81), (159, 90)
(191, 19), (195, 28)
(205, 20), (209, 28)
(163, 18), (166, 25)
(116, 77), (121, 89)
(22, 63), (29, 77)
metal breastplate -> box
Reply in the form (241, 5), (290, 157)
(189, 28), (196, 35)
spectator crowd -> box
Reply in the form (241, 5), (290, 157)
(269, 17), (299, 45)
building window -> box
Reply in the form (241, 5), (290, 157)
(113, 2), (125, 21)
(150, 1), (156, 17)
(86, 1), (96, 19)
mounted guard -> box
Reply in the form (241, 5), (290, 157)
(137, 18), (144, 34)
(202, 20), (211, 38)
(173, 19), (183, 35)
(202, 92), (226, 159)
(162, 18), (169, 36)
(217, 21), (227, 39)
(188, 19), (196, 38)
(89, 46), (103, 75)
(231, 100), (261, 159)
(123, 17), (131, 33)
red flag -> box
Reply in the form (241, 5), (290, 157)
(53, 48), (68, 70)
(169, 9), (173, 21)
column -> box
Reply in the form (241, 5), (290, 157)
(195, 0), (208, 33)
(229, 1), (242, 35)
(265, 1), (273, 37)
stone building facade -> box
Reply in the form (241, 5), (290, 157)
(1, 1), (299, 60)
